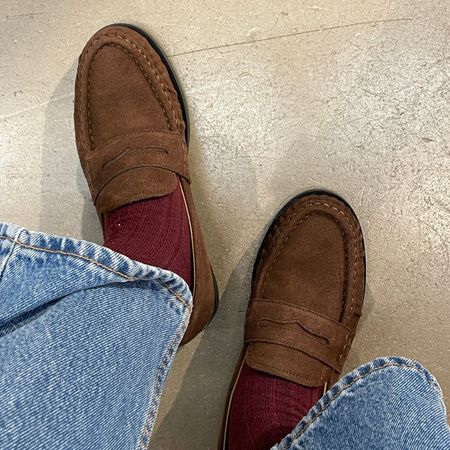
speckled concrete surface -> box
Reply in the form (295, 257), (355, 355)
(1, 1), (449, 448)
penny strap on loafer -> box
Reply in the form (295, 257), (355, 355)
(84, 130), (189, 214)
(219, 194), (366, 449)
(245, 298), (352, 384)
(240, 194), (365, 388)
(75, 25), (218, 346)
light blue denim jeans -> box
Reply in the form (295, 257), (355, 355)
(274, 357), (450, 450)
(0, 223), (192, 449)
(0, 223), (449, 449)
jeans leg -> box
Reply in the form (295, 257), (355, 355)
(273, 356), (450, 450)
(0, 223), (192, 450)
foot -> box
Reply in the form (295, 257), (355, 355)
(222, 192), (366, 449)
(74, 24), (218, 343)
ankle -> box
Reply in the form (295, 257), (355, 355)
(103, 183), (192, 287)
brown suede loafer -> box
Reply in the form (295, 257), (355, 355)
(220, 191), (365, 448)
(74, 24), (218, 344)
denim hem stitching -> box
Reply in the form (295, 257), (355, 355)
(0, 229), (22, 282)
(0, 235), (189, 307)
(281, 361), (435, 448)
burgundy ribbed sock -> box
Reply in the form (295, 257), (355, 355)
(103, 182), (192, 287)
(228, 363), (323, 450)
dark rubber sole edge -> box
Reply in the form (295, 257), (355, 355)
(204, 269), (220, 331)
(113, 23), (191, 146)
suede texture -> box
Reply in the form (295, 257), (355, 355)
(74, 25), (216, 344)
(246, 193), (366, 387)
(219, 193), (365, 449)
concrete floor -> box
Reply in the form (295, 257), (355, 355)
(1, 1), (449, 448)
